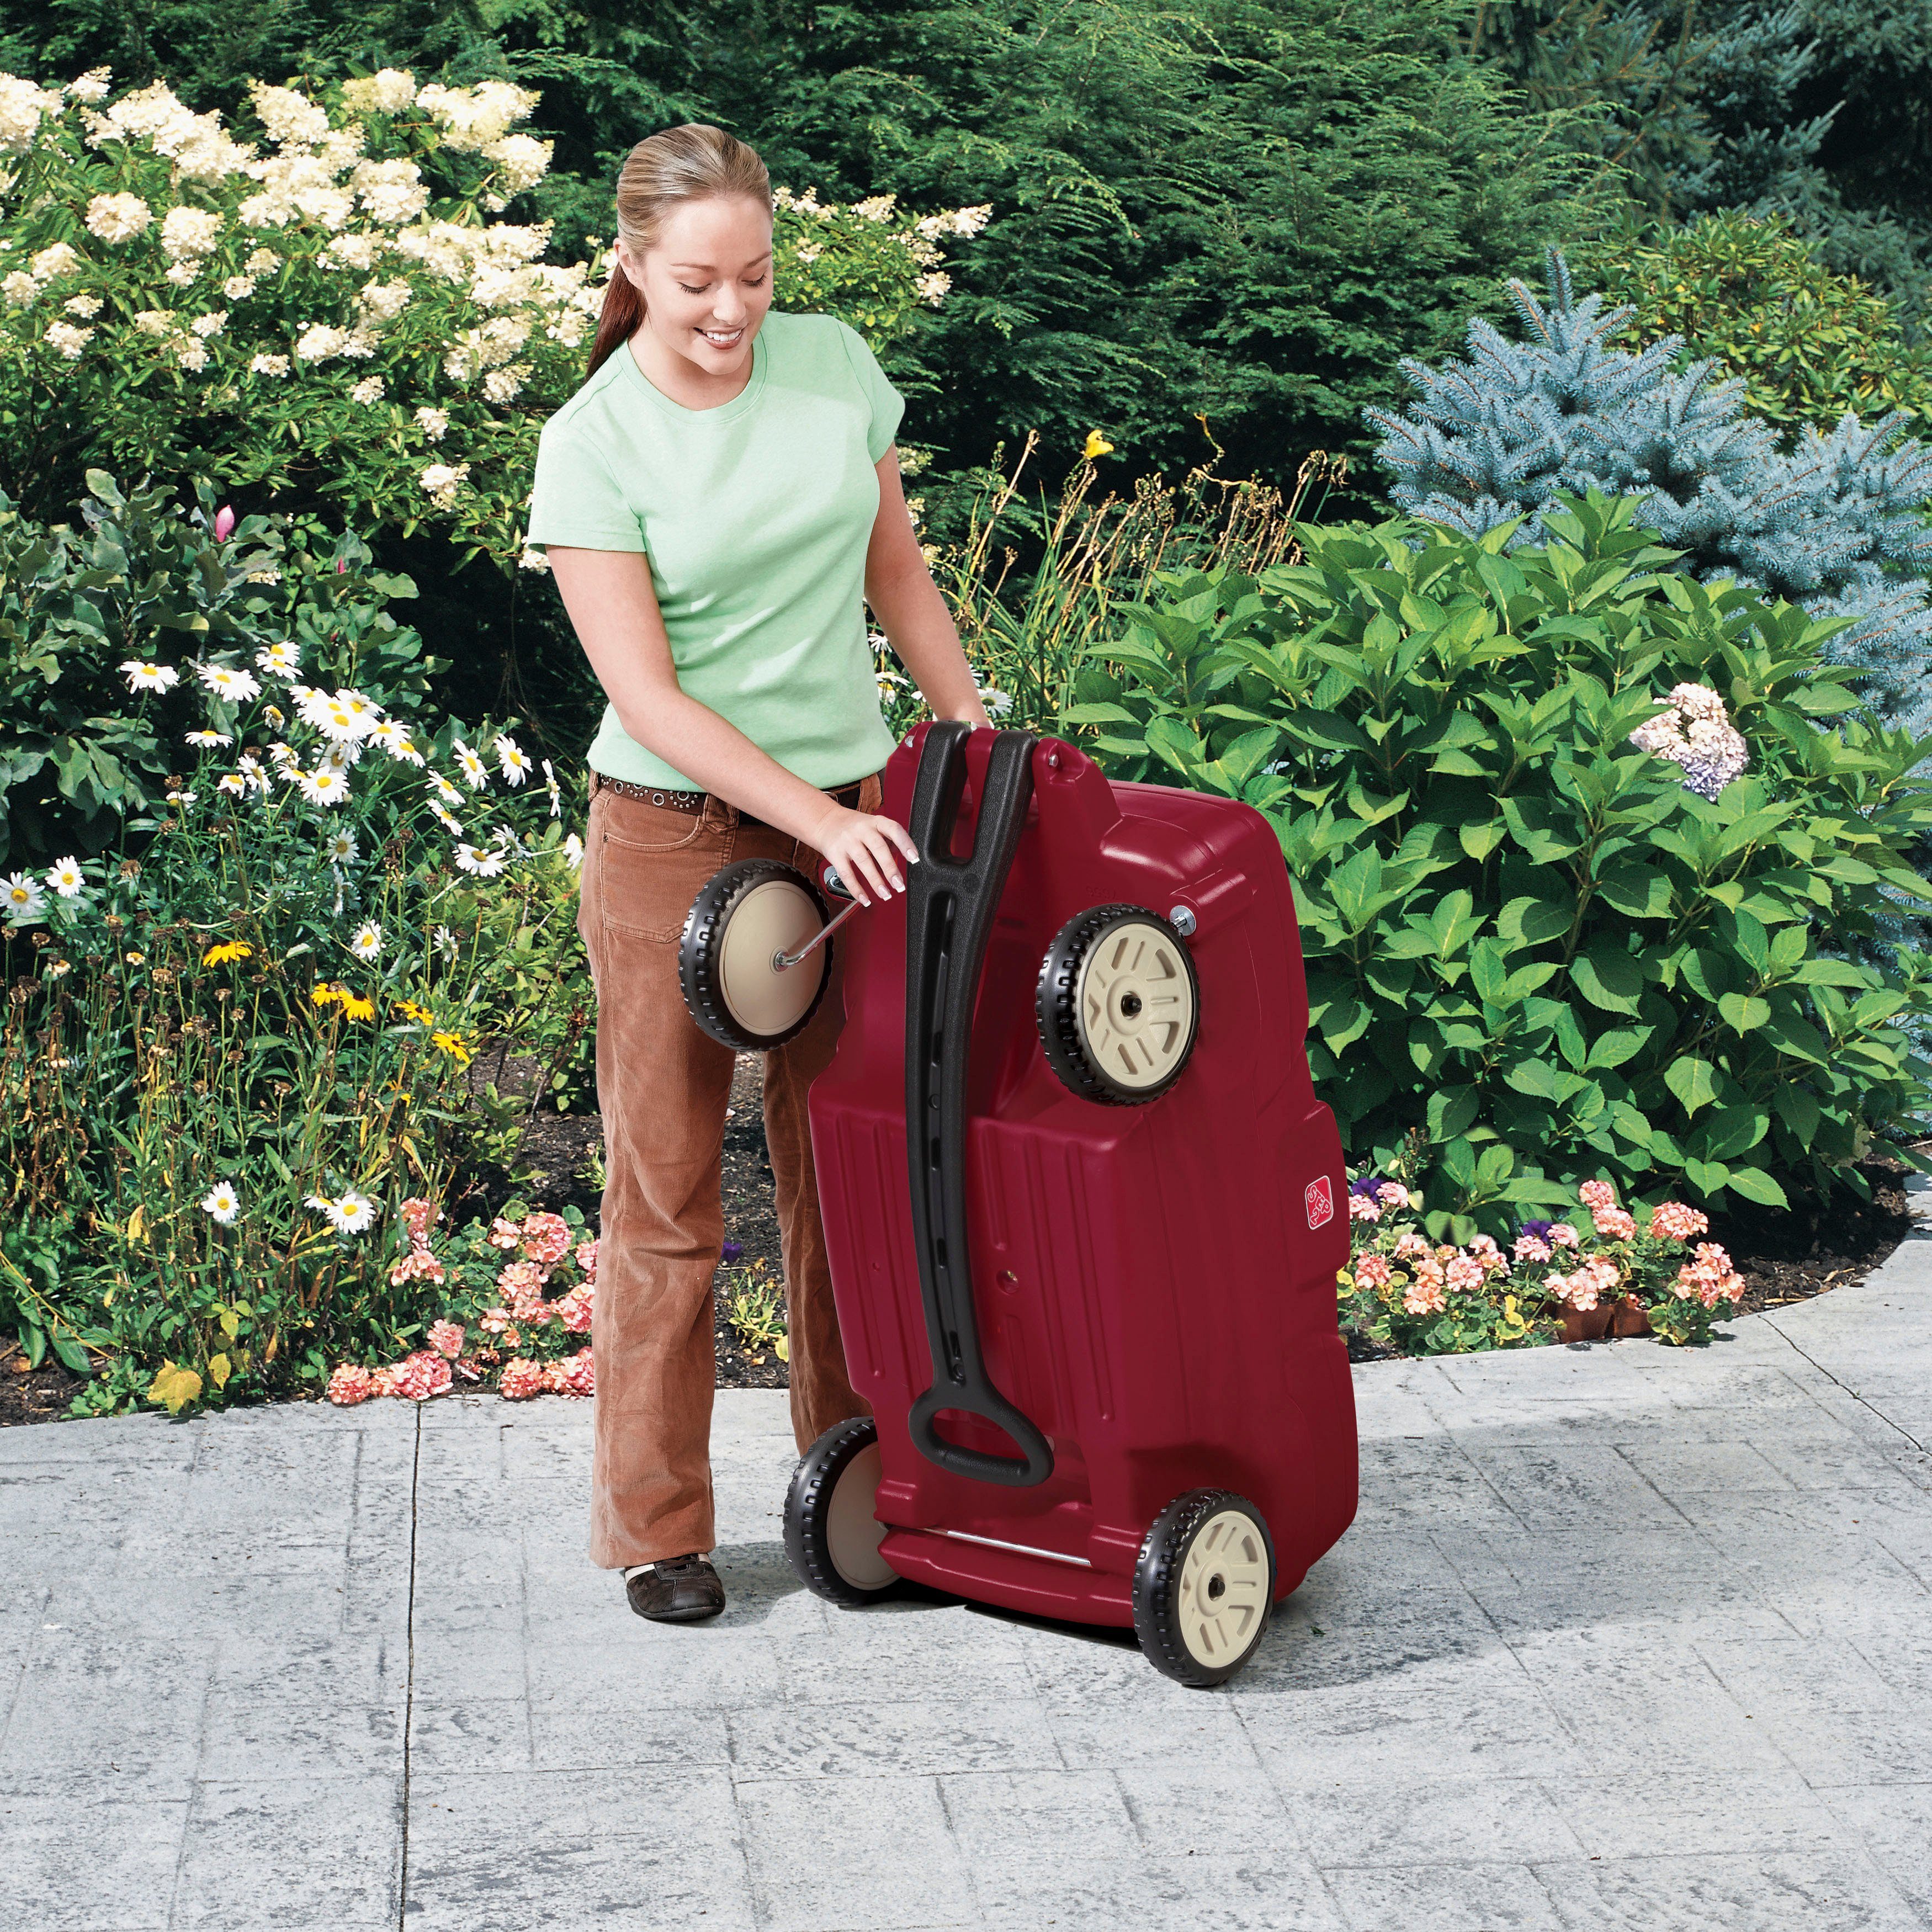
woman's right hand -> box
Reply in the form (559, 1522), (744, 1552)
(807, 804), (921, 906)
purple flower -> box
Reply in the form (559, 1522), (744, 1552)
(213, 505), (236, 542)
(1517, 1219), (1556, 1243)
(721, 1240), (742, 1262)
(1348, 1176), (1381, 1198)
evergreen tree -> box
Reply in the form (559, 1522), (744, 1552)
(1365, 249), (1932, 730)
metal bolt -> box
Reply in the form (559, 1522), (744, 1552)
(1169, 905), (1197, 937)
(1046, 751), (1060, 768)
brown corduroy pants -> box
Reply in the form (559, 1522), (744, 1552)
(577, 768), (882, 1569)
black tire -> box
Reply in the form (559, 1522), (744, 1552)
(1036, 903), (1200, 1105)
(1132, 1488), (1276, 1687)
(783, 1417), (903, 1608)
(679, 858), (831, 1051)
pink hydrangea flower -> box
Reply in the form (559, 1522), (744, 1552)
(1676, 1242), (1745, 1309)
(573, 1237), (598, 1280)
(1592, 1206), (1637, 1241)
(427, 1319), (465, 1360)
(1354, 1255), (1392, 1290)
(1647, 1201), (1708, 1243)
(326, 1363), (376, 1406)
(556, 1284), (595, 1334)
(1376, 1182), (1410, 1211)
(1579, 1180), (1616, 1211)
(399, 1196), (439, 1243)
(487, 1216), (523, 1250)
(498, 1357), (545, 1400)
(1513, 1234), (1552, 1264)
(1394, 1230), (1430, 1261)
(389, 1249), (447, 1287)
(1552, 1255), (1620, 1312)
(1549, 1223), (1580, 1250)
(520, 1212), (572, 1269)
(558, 1347), (595, 1397)
(496, 1260), (546, 1317)
(1349, 1193), (1382, 1224)
(1403, 1259), (1447, 1317)
(390, 1350), (452, 1402)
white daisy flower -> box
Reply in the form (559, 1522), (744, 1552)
(452, 738), (490, 789)
(431, 802), (463, 836)
(321, 738), (362, 774)
(164, 788), (198, 805)
(428, 770), (463, 806)
(120, 660), (180, 693)
(494, 734), (532, 786)
(196, 661), (263, 701)
(564, 832), (584, 871)
(185, 729), (232, 749)
(454, 842), (505, 877)
(369, 719), (423, 765)
(3, 872), (47, 924)
(350, 922), (382, 960)
(331, 688), (382, 734)
(268, 740), (300, 767)
(542, 758), (561, 818)
(324, 829), (359, 867)
(256, 640), (301, 677)
(237, 753), (268, 793)
(44, 856), (84, 899)
(298, 768), (351, 807)
(433, 925), (459, 960)
(200, 1179), (242, 1224)
(217, 772), (247, 796)
(307, 1189), (376, 1235)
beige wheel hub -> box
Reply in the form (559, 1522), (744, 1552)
(1176, 1509), (1270, 1668)
(1076, 919), (1195, 1090)
(826, 1442), (894, 1590)
(718, 878), (828, 1039)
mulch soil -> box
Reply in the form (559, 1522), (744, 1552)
(4, 1085), (1922, 1424)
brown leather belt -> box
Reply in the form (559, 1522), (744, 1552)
(590, 768), (866, 831)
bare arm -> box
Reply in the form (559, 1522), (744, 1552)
(864, 447), (990, 729)
(546, 543), (920, 904)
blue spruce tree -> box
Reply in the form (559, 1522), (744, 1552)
(1366, 248), (1932, 732)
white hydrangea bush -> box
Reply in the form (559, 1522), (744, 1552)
(0, 69), (988, 572)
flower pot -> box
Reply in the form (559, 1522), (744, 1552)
(1610, 1295), (1652, 1338)
(1559, 1303), (1615, 1342)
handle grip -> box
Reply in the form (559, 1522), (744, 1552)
(901, 720), (1055, 1488)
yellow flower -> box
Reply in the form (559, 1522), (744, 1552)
(1082, 429), (1114, 461)
(430, 1029), (473, 1066)
(339, 991), (376, 1022)
(311, 983), (346, 1009)
(202, 941), (254, 966)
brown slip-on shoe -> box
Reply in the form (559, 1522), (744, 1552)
(625, 1553), (726, 1623)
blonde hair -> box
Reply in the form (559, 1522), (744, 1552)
(589, 124), (772, 376)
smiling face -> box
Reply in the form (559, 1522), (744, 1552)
(619, 193), (774, 376)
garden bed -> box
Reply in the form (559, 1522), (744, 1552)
(4, 1078), (1919, 1424)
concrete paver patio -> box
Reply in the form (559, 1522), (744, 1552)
(4, 1204), (1931, 1931)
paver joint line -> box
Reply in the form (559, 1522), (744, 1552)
(396, 1404), (422, 1931)
(1761, 1310), (1930, 1457)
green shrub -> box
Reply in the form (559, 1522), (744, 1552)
(0, 69), (985, 571)
(1061, 490), (1932, 1235)
(1572, 210), (1932, 440)
(0, 475), (591, 1415)
(0, 469), (433, 868)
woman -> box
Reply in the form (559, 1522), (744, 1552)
(526, 124), (990, 1624)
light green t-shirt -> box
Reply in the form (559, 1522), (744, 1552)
(526, 308), (906, 791)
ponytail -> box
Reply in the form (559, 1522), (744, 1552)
(583, 123), (772, 380)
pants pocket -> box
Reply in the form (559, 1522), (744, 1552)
(596, 814), (736, 944)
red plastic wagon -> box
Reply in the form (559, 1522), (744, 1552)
(677, 719), (1357, 1684)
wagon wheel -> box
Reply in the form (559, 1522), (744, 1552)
(1133, 1488), (1276, 1687)
(1036, 904), (1199, 1104)
(678, 858), (832, 1051)
(784, 1417), (902, 1607)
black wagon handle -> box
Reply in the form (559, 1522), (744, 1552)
(902, 720), (1055, 1488)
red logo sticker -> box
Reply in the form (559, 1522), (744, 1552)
(1304, 1175), (1334, 1230)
